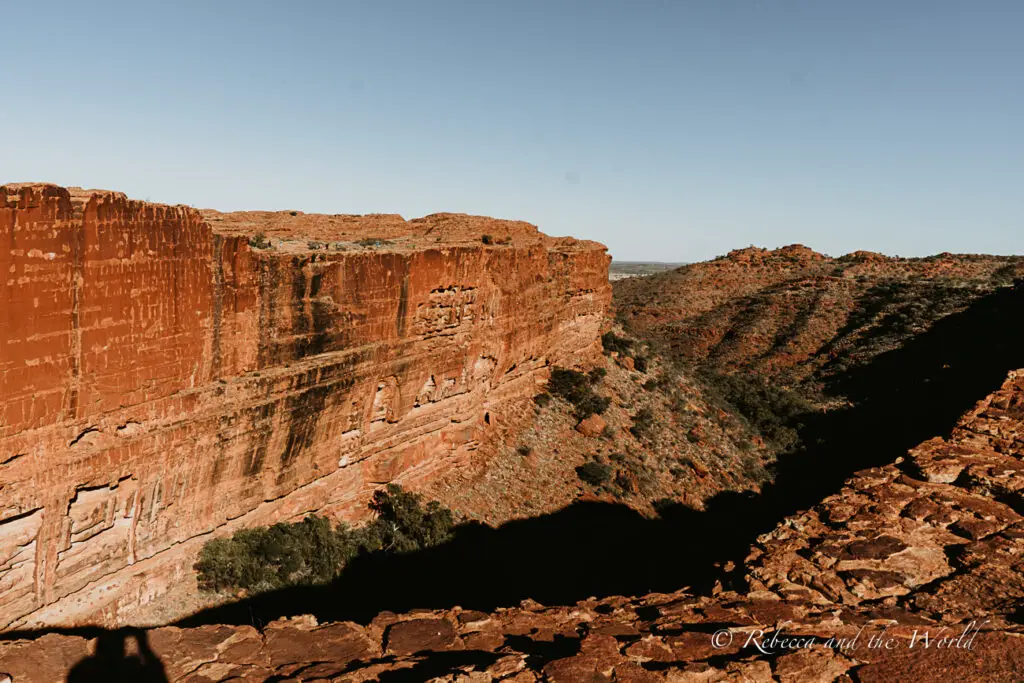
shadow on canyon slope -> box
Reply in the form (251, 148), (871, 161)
(169, 283), (1024, 628)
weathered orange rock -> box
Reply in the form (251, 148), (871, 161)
(575, 414), (607, 437)
(0, 183), (611, 629)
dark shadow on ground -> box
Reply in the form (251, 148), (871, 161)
(60, 627), (168, 682)
(168, 283), (1024, 628)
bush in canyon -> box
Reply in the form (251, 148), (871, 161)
(195, 484), (454, 594)
(195, 515), (358, 593)
(629, 407), (656, 441)
(548, 368), (610, 419)
(699, 372), (813, 451)
(601, 331), (633, 355)
(576, 461), (614, 487)
(357, 483), (455, 554)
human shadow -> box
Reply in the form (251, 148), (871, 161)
(65, 627), (168, 682)
(174, 284), (1024, 627)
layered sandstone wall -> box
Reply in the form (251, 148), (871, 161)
(0, 184), (610, 629)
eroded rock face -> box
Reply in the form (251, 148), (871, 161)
(0, 184), (611, 629)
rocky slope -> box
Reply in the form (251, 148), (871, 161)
(2, 369), (1021, 681)
(0, 183), (611, 630)
(614, 245), (1023, 389)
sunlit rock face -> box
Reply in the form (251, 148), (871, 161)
(0, 184), (610, 629)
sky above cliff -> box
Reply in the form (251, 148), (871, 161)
(3, 1), (1022, 261)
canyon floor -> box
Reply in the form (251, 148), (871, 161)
(2, 204), (1023, 683)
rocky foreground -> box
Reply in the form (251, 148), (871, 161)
(2, 369), (1021, 679)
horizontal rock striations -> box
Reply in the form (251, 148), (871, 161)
(0, 184), (610, 629)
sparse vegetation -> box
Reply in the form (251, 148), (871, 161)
(357, 237), (393, 248)
(194, 484), (453, 594)
(699, 372), (813, 451)
(548, 368), (610, 419)
(308, 240), (325, 250)
(992, 264), (1020, 287)
(482, 234), (493, 245)
(602, 331), (633, 355)
(576, 461), (613, 487)
(629, 407), (656, 440)
(533, 392), (551, 408)
(248, 232), (271, 249)
(517, 444), (533, 457)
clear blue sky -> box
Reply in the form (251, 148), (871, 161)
(3, 1), (1021, 261)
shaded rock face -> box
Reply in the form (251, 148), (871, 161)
(0, 184), (611, 629)
(744, 370), (1024, 620)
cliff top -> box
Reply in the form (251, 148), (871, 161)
(1, 182), (606, 253)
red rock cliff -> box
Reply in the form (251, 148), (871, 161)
(0, 183), (610, 629)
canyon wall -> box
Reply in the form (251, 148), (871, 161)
(0, 184), (610, 629)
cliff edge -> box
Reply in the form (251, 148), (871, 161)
(0, 183), (611, 629)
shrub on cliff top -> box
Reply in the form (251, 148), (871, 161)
(357, 237), (393, 248)
(194, 484), (454, 594)
(248, 232), (271, 249)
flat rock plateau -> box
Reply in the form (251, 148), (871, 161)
(2, 188), (1024, 681)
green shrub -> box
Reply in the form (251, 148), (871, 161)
(358, 484), (454, 553)
(357, 237), (393, 247)
(629, 407), (655, 440)
(195, 485), (453, 594)
(548, 368), (610, 419)
(575, 393), (611, 419)
(533, 392), (552, 408)
(517, 444), (533, 457)
(602, 331), (632, 355)
(992, 264), (1019, 287)
(588, 367), (607, 384)
(194, 515), (358, 593)
(482, 234), (493, 245)
(576, 461), (613, 487)
(700, 372), (812, 451)
(248, 232), (271, 249)
(633, 356), (648, 373)
(548, 368), (590, 399)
